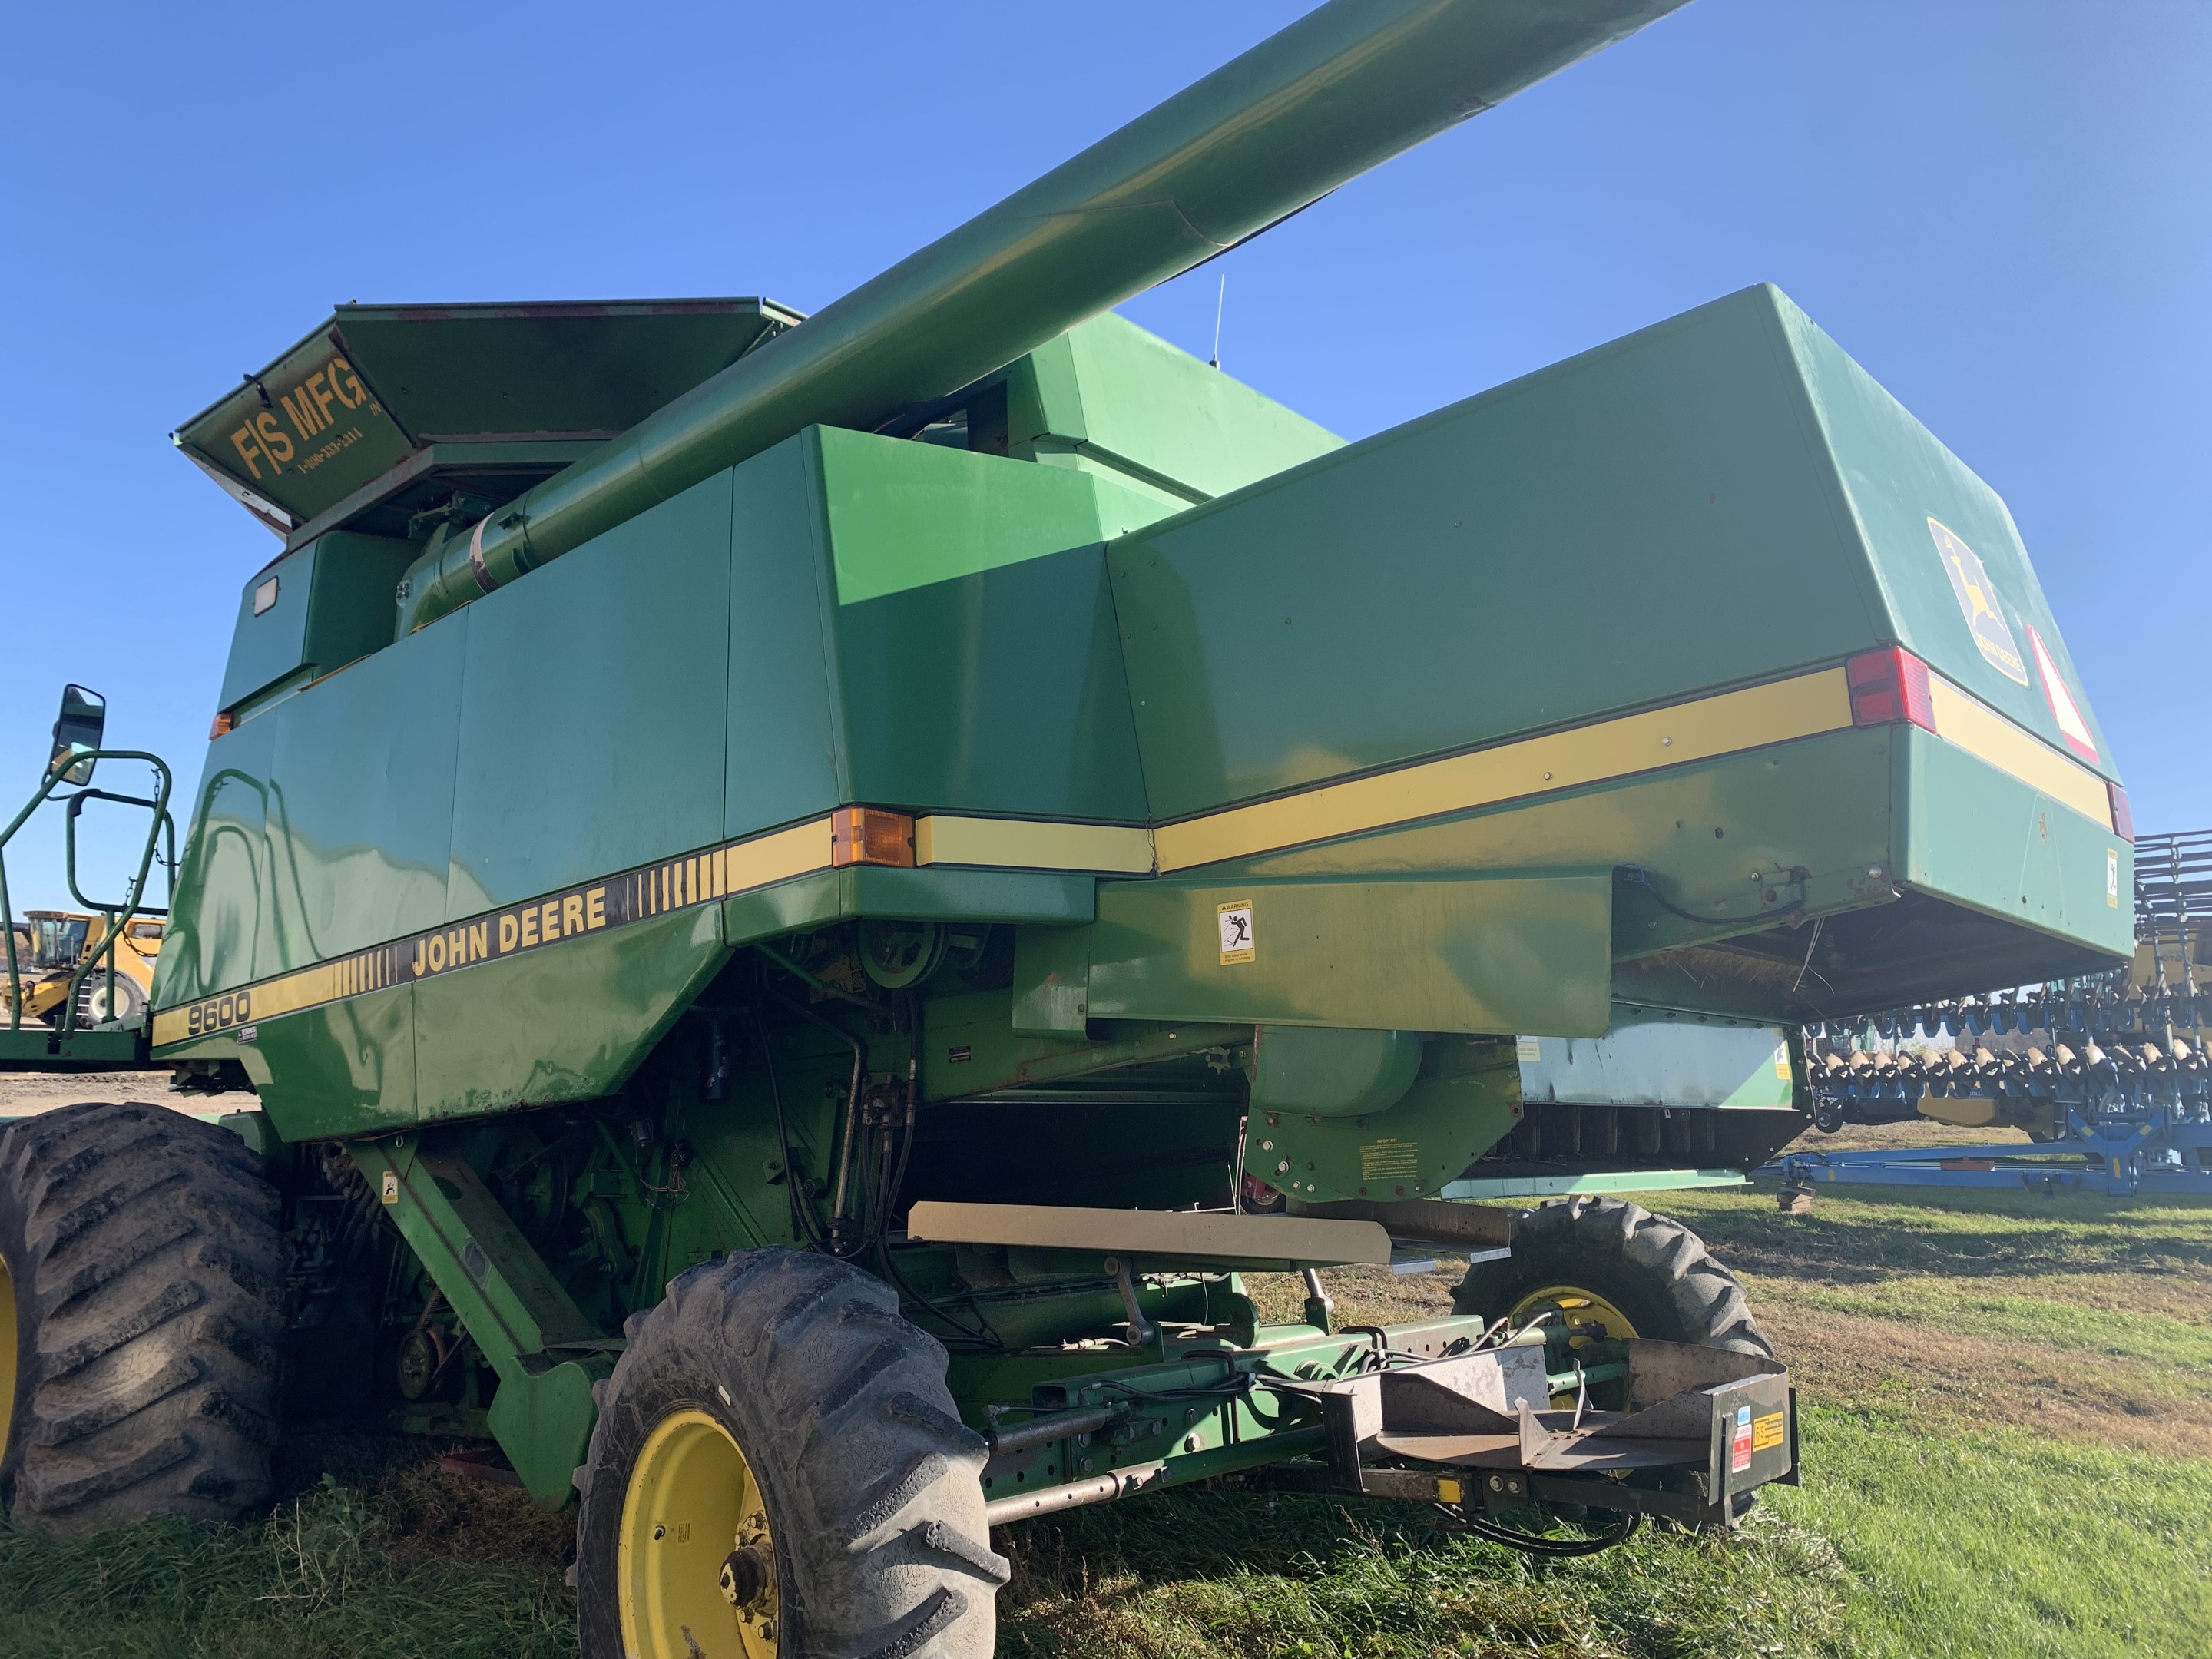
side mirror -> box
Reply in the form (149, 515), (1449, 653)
(49, 684), (105, 785)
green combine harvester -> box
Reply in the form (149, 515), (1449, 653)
(0, 2), (2135, 1654)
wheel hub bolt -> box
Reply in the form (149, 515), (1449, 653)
(720, 1543), (771, 1609)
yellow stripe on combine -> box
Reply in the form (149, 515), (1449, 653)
(915, 816), (1156, 874)
(726, 818), (836, 890)
(1926, 677), (2111, 830)
(151, 661), (2114, 1049)
(1153, 668), (1854, 873)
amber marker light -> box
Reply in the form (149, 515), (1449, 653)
(830, 806), (916, 868)
(1845, 646), (1936, 733)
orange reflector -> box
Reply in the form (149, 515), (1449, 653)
(209, 710), (236, 738)
(830, 806), (916, 869)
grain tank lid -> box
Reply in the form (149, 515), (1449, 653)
(172, 296), (804, 539)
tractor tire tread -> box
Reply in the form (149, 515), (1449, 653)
(0, 1102), (287, 1535)
(576, 1247), (1002, 1659)
(1452, 1196), (1774, 1358)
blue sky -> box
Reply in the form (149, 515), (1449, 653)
(2, 0), (2204, 911)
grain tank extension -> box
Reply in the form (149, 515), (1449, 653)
(0, 2), (2132, 1653)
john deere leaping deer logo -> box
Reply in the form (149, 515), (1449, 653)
(1928, 518), (2028, 686)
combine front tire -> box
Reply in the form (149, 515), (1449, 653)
(575, 1247), (1006, 1659)
(0, 1101), (288, 1533)
(1452, 1196), (1773, 1356)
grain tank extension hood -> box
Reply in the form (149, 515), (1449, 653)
(172, 299), (802, 546)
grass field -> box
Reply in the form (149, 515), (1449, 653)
(4, 1142), (2208, 1658)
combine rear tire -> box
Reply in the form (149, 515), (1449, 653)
(0, 1101), (287, 1533)
(1452, 1196), (1773, 1356)
(575, 1247), (1005, 1659)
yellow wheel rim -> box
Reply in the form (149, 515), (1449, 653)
(1508, 1283), (1639, 1408)
(618, 1409), (778, 1659)
(1507, 1283), (1640, 1346)
(0, 1256), (15, 1453)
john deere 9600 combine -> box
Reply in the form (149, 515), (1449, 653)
(0, 3), (2135, 1654)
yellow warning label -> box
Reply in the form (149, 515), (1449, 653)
(1751, 1410), (1786, 1453)
(1359, 1139), (1419, 1181)
(1774, 1045), (1793, 1081)
(1217, 899), (1255, 965)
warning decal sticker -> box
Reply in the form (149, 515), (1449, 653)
(1359, 1139), (1421, 1182)
(2027, 625), (2099, 762)
(1217, 900), (1255, 965)
(1928, 518), (2029, 686)
(1751, 1410), (1786, 1454)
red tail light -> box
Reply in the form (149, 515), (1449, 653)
(1846, 647), (1936, 733)
(2108, 783), (2134, 843)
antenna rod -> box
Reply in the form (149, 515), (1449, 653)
(1210, 273), (1227, 369)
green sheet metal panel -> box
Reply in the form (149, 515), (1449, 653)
(259, 620), (465, 972)
(218, 531), (423, 714)
(1108, 285), (1887, 820)
(244, 984), (417, 1139)
(1898, 727), (2132, 956)
(152, 711), (281, 1008)
(1777, 299), (2114, 773)
(817, 426), (1111, 606)
(726, 438), (843, 837)
(412, 908), (727, 1122)
(219, 541), (316, 708)
(1218, 726), (1897, 959)
(328, 300), (796, 441)
(302, 531), (418, 673)
(833, 544), (1151, 820)
(446, 472), (734, 918)
(1252, 1040), (1522, 1204)
(1085, 872), (1614, 1035)
(1020, 315), (1344, 502)
(720, 869), (1096, 953)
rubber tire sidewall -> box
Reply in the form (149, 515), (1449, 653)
(575, 1346), (804, 1657)
(0, 1188), (37, 1486)
(575, 1247), (999, 1659)
(1453, 1197), (1773, 1356)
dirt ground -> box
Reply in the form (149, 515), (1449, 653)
(0, 1069), (227, 1117)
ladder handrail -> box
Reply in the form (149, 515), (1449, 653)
(1, 750), (174, 1036)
